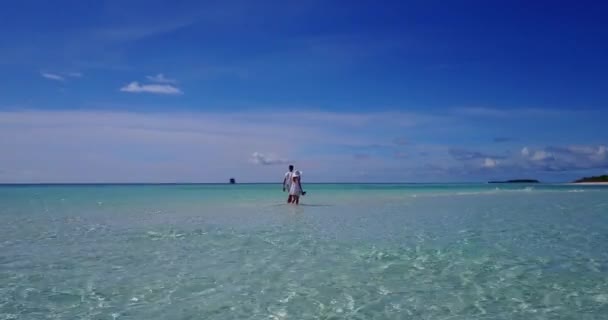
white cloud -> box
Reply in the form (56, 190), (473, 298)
(120, 82), (183, 95)
(564, 145), (607, 160)
(146, 73), (177, 83)
(250, 152), (290, 166)
(0, 109), (605, 183)
(41, 72), (65, 81)
(517, 145), (608, 172)
(0, 110), (388, 183)
(531, 150), (553, 161)
(41, 71), (83, 81)
(445, 144), (608, 176)
(482, 158), (498, 168)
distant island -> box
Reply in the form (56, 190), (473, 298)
(574, 175), (608, 183)
(488, 179), (540, 183)
(229, 178), (236, 184)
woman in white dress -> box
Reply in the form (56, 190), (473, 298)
(289, 171), (304, 205)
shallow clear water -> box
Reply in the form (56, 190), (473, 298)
(1, 183), (608, 319)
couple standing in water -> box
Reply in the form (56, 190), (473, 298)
(282, 165), (305, 204)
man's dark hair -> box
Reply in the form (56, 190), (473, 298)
(288, 165), (294, 171)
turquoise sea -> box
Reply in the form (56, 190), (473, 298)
(1, 183), (608, 319)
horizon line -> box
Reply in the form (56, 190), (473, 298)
(0, 181), (569, 186)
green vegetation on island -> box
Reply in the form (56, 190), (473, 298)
(574, 175), (608, 183)
(488, 179), (540, 183)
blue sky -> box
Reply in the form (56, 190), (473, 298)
(1, 0), (607, 183)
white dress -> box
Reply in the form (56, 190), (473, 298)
(289, 180), (302, 196)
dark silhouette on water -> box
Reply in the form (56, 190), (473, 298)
(229, 178), (236, 184)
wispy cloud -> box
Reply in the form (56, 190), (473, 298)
(41, 72), (65, 81)
(250, 152), (290, 165)
(0, 109), (435, 182)
(520, 145), (608, 171)
(482, 158), (498, 168)
(448, 148), (506, 161)
(120, 82), (183, 95)
(447, 144), (608, 174)
(146, 73), (177, 84)
(530, 150), (554, 162)
(95, 19), (199, 43)
(0, 108), (605, 183)
(454, 107), (509, 118)
(452, 107), (566, 118)
(41, 71), (83, 81)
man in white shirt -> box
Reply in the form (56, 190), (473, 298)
(283, 165), (295, 203)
